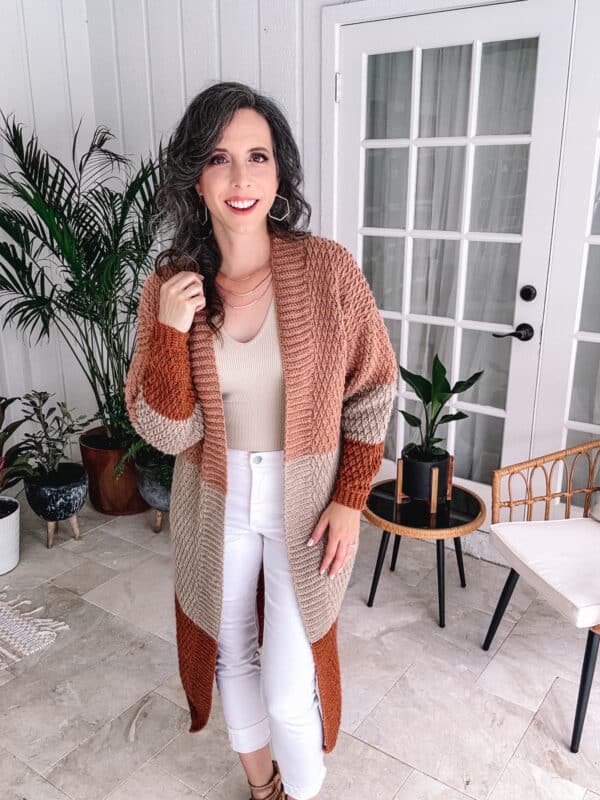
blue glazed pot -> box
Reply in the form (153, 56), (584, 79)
(134, 461), (171, 512)
(24, 462), (88, 522)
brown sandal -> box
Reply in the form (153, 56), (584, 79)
(248, 759), (286, 800)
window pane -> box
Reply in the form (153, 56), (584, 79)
(464, 242), (519, 325)
(564, 431), (600, 509)
(581, 246), (600, 333)
(402, 398), (448, 450)
(454, 413), (504, 484)
(460, 330), (510, 409)
(406, 323), (453, 377)
(471, 145), (529, 233)
(383, 317), (401, 463)
(592, 163), (600, 235)
(364, 148), (409, 228)
(366, 51), (413, 139)
(410, 239), (459, 317)
(384, 404), (398, 461)
(569, 342), (600, 425)
(477, 38), (538, 135)
(419, 44), (472, 137)
(362, 236), (404, 312)
(384, 317), (402, 366)
(415, 147), (465, 230)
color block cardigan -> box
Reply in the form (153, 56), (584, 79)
(124, 232), (398, 752)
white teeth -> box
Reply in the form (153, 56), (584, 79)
(226, 199), (257, 209)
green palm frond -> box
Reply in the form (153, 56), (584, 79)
(0, 111), (162, 445)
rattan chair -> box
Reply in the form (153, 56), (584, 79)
(482, 438), (600, 753)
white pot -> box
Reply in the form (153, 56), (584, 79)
(0, 495), (20, 575)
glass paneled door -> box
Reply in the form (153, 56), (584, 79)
(336, 0), (575, 508)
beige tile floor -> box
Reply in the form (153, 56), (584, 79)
(0, 498), (598, 799)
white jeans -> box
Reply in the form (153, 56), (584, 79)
(215, 447), (327, 800)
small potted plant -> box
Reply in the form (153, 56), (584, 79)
(0, 396), (34, 574)
(115, 440), (174, 533)
(19, 390), (98, 548)
(399, 354), (484, 503)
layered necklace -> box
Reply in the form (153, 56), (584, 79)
(215, 252), (272, 310)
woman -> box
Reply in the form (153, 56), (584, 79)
(125, 81), (398, 800)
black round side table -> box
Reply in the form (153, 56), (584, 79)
(362, 480), (486, 627)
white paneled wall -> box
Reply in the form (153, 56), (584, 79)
(0, 0), (95, 439)
(0, 0), (355, 434)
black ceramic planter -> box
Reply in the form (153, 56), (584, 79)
(23, 462), (88, 521)
(134, 461), (171, 512)
(401, 448), (450, 503)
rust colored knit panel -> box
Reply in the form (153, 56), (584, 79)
(331, 439), (385, 510)
(311, 619), (341, 753)
(124, 268), (204, 455)
(174, 593), (217, 733)
(144, 320), (196, 418)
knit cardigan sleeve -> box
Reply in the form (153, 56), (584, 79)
(124, 271), (204, 455)
(330, 244), (398, 510)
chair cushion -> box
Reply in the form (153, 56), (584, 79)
(490, 517), (600, 628)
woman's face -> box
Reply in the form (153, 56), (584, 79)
(195, 107), (279, 238)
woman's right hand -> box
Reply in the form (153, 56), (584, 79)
(158, 271), (206, 333)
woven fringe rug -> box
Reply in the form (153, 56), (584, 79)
(0, 584), (70, 670)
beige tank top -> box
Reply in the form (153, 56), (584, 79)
(213, 298), (285, 451)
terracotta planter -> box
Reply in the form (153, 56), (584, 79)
(79, 426), (149, 515)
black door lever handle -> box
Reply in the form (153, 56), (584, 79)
(492, 323), (534, 341)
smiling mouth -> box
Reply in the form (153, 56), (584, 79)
(225, 199), (259, 212)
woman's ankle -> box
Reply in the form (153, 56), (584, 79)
(240, 744), (276, 796)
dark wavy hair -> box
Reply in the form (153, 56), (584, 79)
(152, 80), (312, 340)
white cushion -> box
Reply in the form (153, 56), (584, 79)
(490, 517), (600, 628)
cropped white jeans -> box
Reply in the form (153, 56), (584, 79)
(215, 447), (327, 800)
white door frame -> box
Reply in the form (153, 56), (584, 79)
(533, 0), (600, 458)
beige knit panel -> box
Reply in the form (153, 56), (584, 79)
(341, 382), (398, 444)
(135, 392), (204, 455)
(170, 455), (225, 640)
(284, 446), (358, 643)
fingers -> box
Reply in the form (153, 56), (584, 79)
(319, 541), (351, 579)
(163, 271), (206, 308)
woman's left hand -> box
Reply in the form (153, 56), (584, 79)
(307, 501), (361, 577)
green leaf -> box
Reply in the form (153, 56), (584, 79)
(451, 370), (484, 395)
(431, 446), (448, 456)
(437, 411), (468, 425)
(431, 354), (451, 401)
(399, 364), (431, 404)
(399, 410), (422, 428)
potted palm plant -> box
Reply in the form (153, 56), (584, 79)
(0, 112), (163, 514)
(19, 391), (97, 548)
(0, 397), (34, 574)
(399, 354), (484, 503)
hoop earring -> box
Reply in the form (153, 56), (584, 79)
(197, 196), (213, 239)
(267, 193), (290, 222)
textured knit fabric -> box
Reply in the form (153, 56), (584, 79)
(124, 232), (398, 752)
(213, 297), (285, 451)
